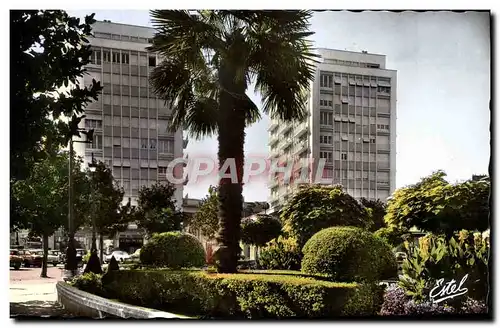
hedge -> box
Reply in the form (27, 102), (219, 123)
(97, 270), (384, 318)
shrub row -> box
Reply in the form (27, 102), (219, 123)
(95, 270), (384, 318)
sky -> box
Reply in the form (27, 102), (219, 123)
(66, 10), (491, 202)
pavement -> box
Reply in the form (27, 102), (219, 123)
(9, 265), (76, 318)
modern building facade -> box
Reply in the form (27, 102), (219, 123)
(268, 48), (397, 210)
(74, 20), (187, 208)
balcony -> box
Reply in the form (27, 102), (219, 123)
(268, 121), (279, 132)
(269, 136), (279, 147)
(294, 122), (309, 139)
(281, 124), (292, 135)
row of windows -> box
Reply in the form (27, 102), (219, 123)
(87, 117), (170, 131)
(87, 136), (174, 153)
(104, 158), (175, 169)
(320, 134), (381, 144)
(93, 32), (152, 44)
(326, 59), (381, 69)
(99, 95), (165, 108)
(90, 49), (157, 67)
(320, 112), (390, 128)
(320, 96), (391, 107)
(320, 73), (391, 88)
(322, 169), (389, 180)
(320, 151), (389, 162)
(377, 124), (390, 130)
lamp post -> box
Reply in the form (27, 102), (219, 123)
(88, 153), (98, 253)
(64, 128), (94, 280)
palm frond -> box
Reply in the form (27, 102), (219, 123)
(248, 11), (318, 122)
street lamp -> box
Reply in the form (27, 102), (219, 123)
(88, 153), (98, 254)
(64, 128), (94, 280)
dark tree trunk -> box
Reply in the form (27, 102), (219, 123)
(99, 234), (104, 264)
(41, 233), (49, 278)
(215, 60), (247, 273)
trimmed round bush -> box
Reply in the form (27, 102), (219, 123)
(301, 226), (397, 282)
(140, 231), (205, 269)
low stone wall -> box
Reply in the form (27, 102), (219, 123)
(56, 282), (190, 319)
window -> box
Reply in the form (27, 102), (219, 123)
(131, 138), (139, 148)
(85, 119), (102, 129)
(113, 137), (121, 147)
(131, 118), (139, 128)
(148, 56), (156, 67)
(112, 74), (120, 84)
(140, 118), (148, 129)
(113, 95), (120, 106)
(131, 54), (138, 65)
(341, 153), (347, 160)
(320, 112), (333, 125)
(121, 53), (130, 64)
(87, 135), (102, 149)
(104, 136), (112, 147)
(322, 168), (333, 178)
(320, 135), (332, 144)
(123, 138), (130, 148)
(139, 54), (148, 66)
(158, 167), (167, 174)
(149, 119), (157, 129)
(320, 74), (333, 88)
(378, 86), (391, 93)
(113, 116), (121, 126)
(320, 151), (333, 162)
(141, 138), (148, 149)
(149, 139), (157, 150)
(112, 52), (121, 63)
(103, 50), (111, 62)
(140, 77), (148, 87)
(370, 138), (376, 144)
(90, 49), (101, 65)
(122, 117), (130, 127)
(158, 140), (174, 153)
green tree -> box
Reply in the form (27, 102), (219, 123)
(281, 185), (371, 249)
(10, 10), (102, 181)
(385, 171), (490, 236)
(149, 10), (316, 272)
(241, 214), (282, 247)
(135, 182), (182, 236)
(359, 198), (387, 232)
(11, 151), (90, 277)
(87, 161), (129, 265)
(189, 186), (219, 240)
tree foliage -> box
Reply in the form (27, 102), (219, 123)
(89, 162), (128, 236)
(11, 150), (91, 276)
(10, 10), (102, 181)
(135, 182), (182, 235)
(190, 186), (219, 240)
(241, 214), (282, 247)
(281, 185), (371, 248)
(149, 10), (317, 272)
(359, 197), (387, 232)
(385, 171), (490, 236)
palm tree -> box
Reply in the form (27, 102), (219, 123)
(149, 10), (317, 273)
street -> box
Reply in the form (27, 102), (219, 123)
(9, 265), (75, 318)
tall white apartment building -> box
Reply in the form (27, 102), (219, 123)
(268, 48), (397, 210)
(74, 20), (187, 208)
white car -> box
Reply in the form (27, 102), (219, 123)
(105, 250), (130, 263)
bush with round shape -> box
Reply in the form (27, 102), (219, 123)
(258, 236), (301, 270)
(281, 185), (371, 249)
(140, 231), (205, 269)
(301, 226), (396, 282)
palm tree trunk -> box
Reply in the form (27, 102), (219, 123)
(215, 61), (247, 273)
(41, 233), (49, 278)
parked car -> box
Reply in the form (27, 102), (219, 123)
(25, 249), (44, 267)
(130, 248), (141, 261)
(47, 250), (61, 266)
(105, 250), (130, 263)
(10, 250), (23, 270)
